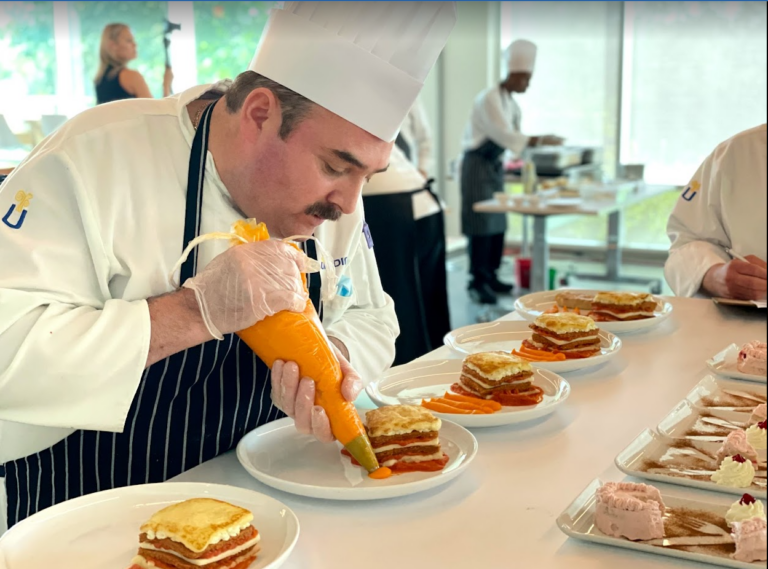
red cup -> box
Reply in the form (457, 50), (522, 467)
(516, 257), (531, 290)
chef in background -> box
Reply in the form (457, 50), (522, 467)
(460, 39), (563, 305)
(362, 103), (450, 365)
(665, 124), (767, 300)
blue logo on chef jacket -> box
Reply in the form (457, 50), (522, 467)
(319, 257), (349, 270)
(2, 190), (33, 230)
(681, 181), (700, 202)
(363, 221), (374, 249)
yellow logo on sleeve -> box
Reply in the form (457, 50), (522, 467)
(681, 180), (700, 202)
(2, 190), (33, 229)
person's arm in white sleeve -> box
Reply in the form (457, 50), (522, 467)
(324, 230), (399, 386)
(409, 101), (434, 176)
(476, 89), (531, 157)
(0, 151), (151, 432)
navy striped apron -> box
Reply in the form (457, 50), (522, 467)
(3, 101), (321, 528)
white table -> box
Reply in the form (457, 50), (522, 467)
(473, 183), (679, 293)
(172, 297), (767, 569)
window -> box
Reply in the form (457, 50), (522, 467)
(621, 1), (768, 184)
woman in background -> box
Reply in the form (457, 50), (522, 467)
(94, 23), (173, 105)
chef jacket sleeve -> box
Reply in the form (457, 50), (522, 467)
(0, 150), (149, 432)
(409, 101), (434, 175)
(323, 228), (399, 386)
(477, 88), (530, 157)
(664, 147), (731, 297)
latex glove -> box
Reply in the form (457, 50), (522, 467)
(703, 256), (767, 300)
(183, 240), (312, 340)
(271, 344), (363, 443)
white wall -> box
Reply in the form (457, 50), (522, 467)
(422, 1), (502, 239)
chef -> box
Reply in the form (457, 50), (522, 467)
(665, 124), (767, 299)
(0, 1), (456, 529)
(394, 98), (434, 179)
(460, 39), (563, 305)
(362, 142), (451, 365)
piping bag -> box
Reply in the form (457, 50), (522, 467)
(171, 219), (380, 473)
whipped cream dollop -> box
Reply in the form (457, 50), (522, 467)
(711, 455), (756, 488)
(746, 421), (767, 450)
(726, 494), (767, 527)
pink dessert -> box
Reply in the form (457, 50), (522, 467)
(595, 482), (666, 541)
(716, 429), (759, 466)
(731, 517), (767, 562)
(737, 341), (767, 376)
(752, 403), (767, 425)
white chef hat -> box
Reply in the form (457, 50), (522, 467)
(248, 1), (456, 142)
(505, 39), (537, 74)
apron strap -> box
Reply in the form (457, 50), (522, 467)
(305, 239), (321, 314)
(180, 102), (216, 283)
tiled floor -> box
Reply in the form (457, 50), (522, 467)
(446, 252), (673, 329)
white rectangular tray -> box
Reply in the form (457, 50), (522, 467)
(557, 478), (764, 568)
(707, 345), (767, 384)
(659, 400), (752, 441)
(686, 376), (767, 413)
(615, 429), (766, 499)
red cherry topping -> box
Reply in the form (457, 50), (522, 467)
(740, 493), (757, 506)
(758, 420), (767, 430)
(732, 454), (747, 463)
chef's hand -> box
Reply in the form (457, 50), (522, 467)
(183, 240), (313, 340)
(702, 256), (767, 300)
(270, 344), (363, 443)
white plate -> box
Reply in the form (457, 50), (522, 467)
(558, 478), (763, 568)
(513, 289), (673, 334)
(0, 482), (299, 569)
(616, 429), (766, 499)
(365, 359), (570, 428)
(707, 344), (767, 383)
(236, 416), (477, 500)
(686, 375), (767, 412)
(658, 400), (752, 442)
(442, 320), (621, 373)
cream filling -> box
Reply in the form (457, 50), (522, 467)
(465, 361), (530, 381)
(591, 309), (654, 319)
(139, 534), (261, 566)
(373, 440), (439, 453)
(144, 520), (252, 548)
(460, 381), (538, 399)
(381, 450), (443, 467)
(463, 375), (531, 390)
(593, 293), (653, 306)
(531, 333), (599, 346)
(527, 339), (598, 352)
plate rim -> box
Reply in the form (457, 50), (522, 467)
(0, 481), (301, 568)
(441, 319), (622, 372)
(235, 416), (479, 500)
(365, 360), (571, 428)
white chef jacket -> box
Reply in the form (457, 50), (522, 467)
(665, 124), (767, 297)
(398, 99), (434, 175)
(0, 85), (399, 464)
(362, 146), (441, 221)
(461, 85), (529, 157)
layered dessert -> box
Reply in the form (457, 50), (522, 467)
(554, 291), (594, 311)
(594, 481), (665, 541)
(711, 454), (756, 488)
(716, 429), (759, 466)
(451, 352), (543, 406)
(589, 291), (656, 322)
(731, 517), (767, 563)
(746, 421), (767, 450)
(753, 403), (768, 425)
(129, 498), (260, 569)
(362, 405), (448, 474)
(725, 493), (766, 527)
(523, 313), (601, 359)
(737, 341), (767, 376)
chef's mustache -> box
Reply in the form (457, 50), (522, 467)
(304, 201), (342, 221)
